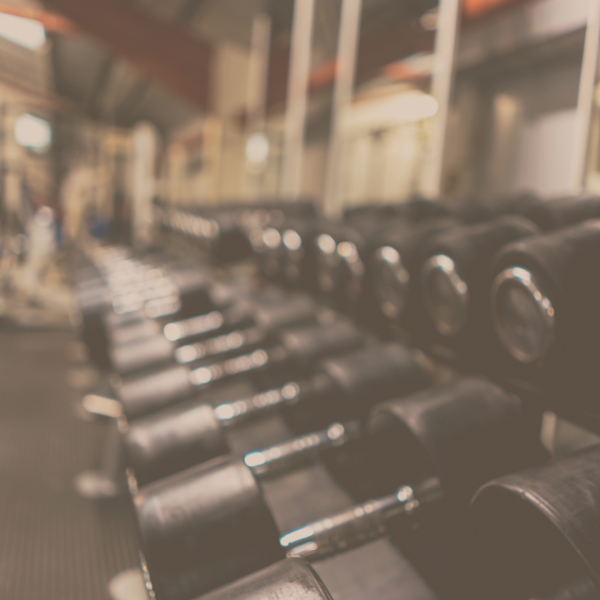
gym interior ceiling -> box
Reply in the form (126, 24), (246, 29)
(0, 0), (444, 136)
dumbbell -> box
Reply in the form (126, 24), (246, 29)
(356, 195), (599, 344)
(490, 219), (600, 408)
(132, 377), (547, 600)
(367, 217), (460, 330)
(366, 195), (556, 335)
(76, 271), (179, 367)
(522, 193), (600, 231)
(470, 443), (600, 600)
(177, 206), (253, 263)
(164, 201), (316, 264)
(251, 216), (328, 293)
(104, 277), (260, 350)
(253, 203), (436, 299)
(123, 342), (432, 485)
(343, 197), (451, 225)
(446, 192), (541, 225)
(158, 205), (248, 263)
(101, 268), (230, 348)
(317, 218), (417, 316)
(418, 215), (539, 367)
(197, 558), (333, 600)
(196, 550), (439, 600)
(81, 248), (301, 358)
(116, 318), (365, 421)
(76, 258), (214, 366)
(108, 290), (317, 376)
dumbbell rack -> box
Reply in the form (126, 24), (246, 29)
(76, 202), (600, 600)
(157, 203), (600, 445)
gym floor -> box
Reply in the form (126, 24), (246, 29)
(0, 325), (138, 600)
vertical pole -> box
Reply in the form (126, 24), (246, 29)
(280, 0), (315, 200)
(570, 0), (600, 192)
(131, 122), (158, 248)
(323, 0), (363, 217)
(247, 13), (272, 132)
(0, 102), (6, 230)
(420, 0), (461, 198)
(244, 13), (271, 199)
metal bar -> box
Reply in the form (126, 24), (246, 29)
(323, 0), (363, 217)
(280, 0), (316, 200)
(247, 13), (272, 131)
(420, 0), (462, 198)
(244, 13), (272, 199)
(570, 0), (600, 192)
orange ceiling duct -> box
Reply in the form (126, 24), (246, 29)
(0, 3), (76, 35)
(463, 0), (524, 19)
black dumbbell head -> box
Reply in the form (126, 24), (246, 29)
(198, 558), (332, 600)
(77, 280), (111, 316)
(314, 223), (354, 296)
(77, 284), (112, 367)
(205, 278), (260, 309)
(491, 220), (600, 365)
(279, 319), (365, 370)
(124, 400), (228, 486)
(251, 294), (316, 332)
(277, 217), (323, 290)
(118, 365), (194, 420)
(367, 377), (548, 504)
(470, 444), (600, 600)
(370, 217), (460, 321)
(317, 342), (432, 424)
(135, 456), (283, 600)
(109, 335), (176, 375)
(208, 211), (254, 263)
(107, 317), (162, 346)
(112, 291), (313, 376)
(420, 216), (539, 337)
(165, 265), (212, 318)
(523, 193), (600, 231)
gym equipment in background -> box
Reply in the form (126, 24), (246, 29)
(116, 318), (365, 420)
(123, 342), (431, 485)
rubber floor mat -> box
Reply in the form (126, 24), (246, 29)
(0, 329), (138, 600)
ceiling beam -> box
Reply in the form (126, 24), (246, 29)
(112, 0), (212, 125)
(263, 25), (434, 114)
(176, 0), (211, 24)
(40, 0), (213, 111)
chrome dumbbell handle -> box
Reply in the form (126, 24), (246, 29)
(212, 369), (335, 428)
(188, 344), (288, 388)
(163, 311), (225, 342)
(244, 421), (362, 479)
(213, 381), (303, 427)
(280, 477), (443, 562)
(164, 300), (254, 344)
(174, 326), (263, 364)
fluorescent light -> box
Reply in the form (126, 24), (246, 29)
(0, 13), (46, 50)
(345, 91), (439, 133)
(245, 133), (269, 164)
(14, 114), (52, 150)
(390, 92), (439, 124)
(420, 9), (438, 31)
